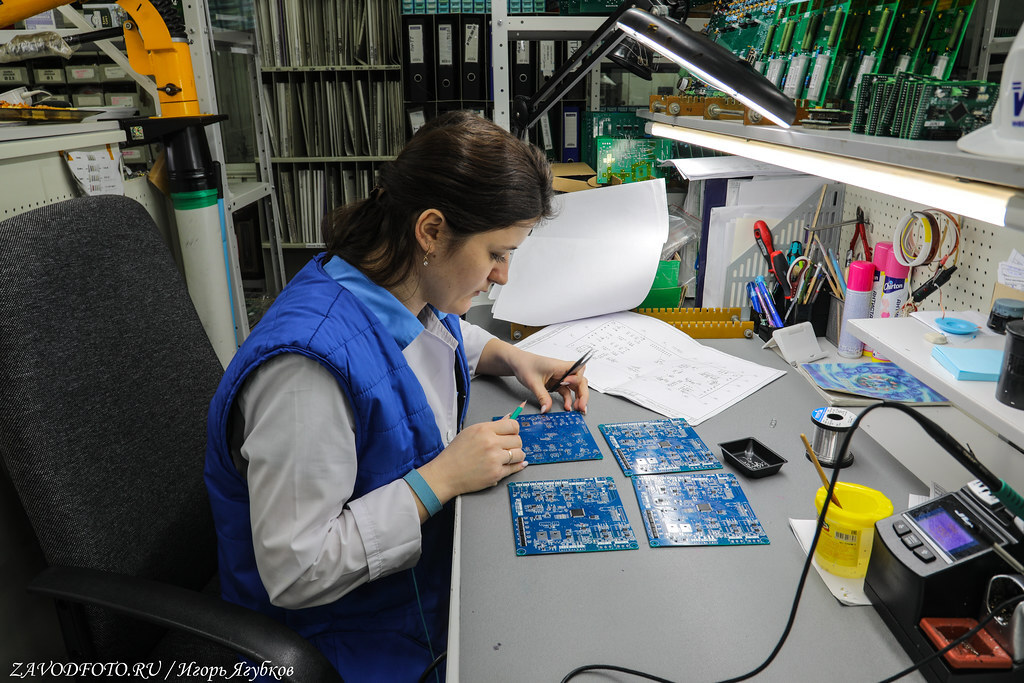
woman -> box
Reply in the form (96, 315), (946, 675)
(204, 111), (589, 681)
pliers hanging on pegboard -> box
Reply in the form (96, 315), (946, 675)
(846, 207), (872, 266)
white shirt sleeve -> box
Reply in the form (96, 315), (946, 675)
(459, 317), (496, 376)
(237, 353), (422, 609)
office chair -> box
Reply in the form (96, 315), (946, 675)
(0, 196), (342, 682)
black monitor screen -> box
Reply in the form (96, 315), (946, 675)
(911, 507), (983, 560)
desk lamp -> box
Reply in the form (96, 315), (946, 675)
(509, 0), (796, 138)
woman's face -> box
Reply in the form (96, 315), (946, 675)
(425, 220), (534, 315)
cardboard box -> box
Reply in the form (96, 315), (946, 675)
(550, 162), (599, 193)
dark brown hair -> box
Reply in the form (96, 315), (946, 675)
(321, 110), (555, 288)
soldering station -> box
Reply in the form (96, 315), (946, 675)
(2, 0), (1024, 681)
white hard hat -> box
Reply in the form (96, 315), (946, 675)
(957, 21), (1024, 159)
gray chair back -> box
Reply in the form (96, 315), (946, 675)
(0, 196), (222, 659)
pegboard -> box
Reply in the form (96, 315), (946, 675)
(0, 151), (80, 220)
(838, 188), (1024, 313)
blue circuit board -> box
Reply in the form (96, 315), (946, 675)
(632, 473), (769, 547)
(508, 477), (638, 556)
(497, 411), (603, 465)
(598, 418), (720, 477)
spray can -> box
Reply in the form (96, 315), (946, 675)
(837, 261), (875, 358)
(877, 250), (910, 319)
(869, 242), (893, 318)
(864, 242), (892, 356)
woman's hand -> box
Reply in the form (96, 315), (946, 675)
(477, 339), (590, 415)
(417, 418), (526, 503)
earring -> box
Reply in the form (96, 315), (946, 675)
(422, 254), (429, 266)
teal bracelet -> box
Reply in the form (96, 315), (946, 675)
(403, 470), (442, 517)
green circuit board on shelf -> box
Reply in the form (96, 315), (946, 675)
(633, 473), (770, 547)
(912, 0), (975, 79)
(826, 0), (900, 101)
(880, 0), (936, 75)
(509, 477), (639, 556)
(705, 0), (780, 62)
(903, 80), (997, 139)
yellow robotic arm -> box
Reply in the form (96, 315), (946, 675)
(0, 0), (199, 116)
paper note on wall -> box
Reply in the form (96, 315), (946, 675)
(491, 178), (669, 326)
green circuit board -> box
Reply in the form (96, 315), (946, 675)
(826, 0), (900, 102)
(912, 0), (976, 79)
(904, 80), (997, 139)
(880, 0), (936, 75)
(705, 0), (781, 62)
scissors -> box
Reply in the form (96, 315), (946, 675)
(786, 256), (813, 302)
(546, 348), (593, 391)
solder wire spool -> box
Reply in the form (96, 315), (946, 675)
(810, 406), (856, 468)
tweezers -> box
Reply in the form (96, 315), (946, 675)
(546, 348), (593, 391)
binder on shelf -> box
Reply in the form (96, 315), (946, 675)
(460, 14), (487, 100)
(435, 16), (459, 101)
(561, 106), (581, 163)
(403, 14), (434, 102)
(512, 40), (537, 102)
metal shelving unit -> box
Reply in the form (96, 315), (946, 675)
(490, 11), (603, 132)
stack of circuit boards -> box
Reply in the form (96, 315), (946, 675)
(850, 71), (997, 139)
(506, 413), (769, 556)
(701, 0), (979, 110)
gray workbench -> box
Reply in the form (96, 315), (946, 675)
(449, 322), (929, 682)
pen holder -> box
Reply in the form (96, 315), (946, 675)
(752, 285), (831, 341)
(792, 291), (833, 339)
(826, 294), (843, 348)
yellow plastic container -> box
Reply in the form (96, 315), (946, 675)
(813, 482), (893, 578)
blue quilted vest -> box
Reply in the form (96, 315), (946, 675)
(204, 255), (470, 682)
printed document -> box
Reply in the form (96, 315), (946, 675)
(516, 311), (785, 425)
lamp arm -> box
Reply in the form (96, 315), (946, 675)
(511, 0), (655, 138)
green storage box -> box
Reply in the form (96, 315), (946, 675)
(639, 260), (682, 308)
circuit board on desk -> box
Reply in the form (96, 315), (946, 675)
(633, 473), (769, 547)
(503, 411), (603, 465)
(598, 418), (720, 477)
(508, 477), (638, 556)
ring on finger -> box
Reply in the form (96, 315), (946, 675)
(506, 449), (513, 465)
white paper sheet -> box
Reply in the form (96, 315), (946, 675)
(663, 156), (796, 180)
(514, 311), (785, 425)
(491, 179), (669, 326)
(788, 518), (872, 606)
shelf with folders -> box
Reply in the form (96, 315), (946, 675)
(254, 0), (406, 275)
(401, 13), (494, 134)
(270, 160), (388, 247)
(254, 0), (402, 69)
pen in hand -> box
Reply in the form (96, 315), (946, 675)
(509, 400), (526, 420)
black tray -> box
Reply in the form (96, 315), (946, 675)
(719, 438), (787, 478)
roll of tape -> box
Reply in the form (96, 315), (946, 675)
(893, 210), (936, 267)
